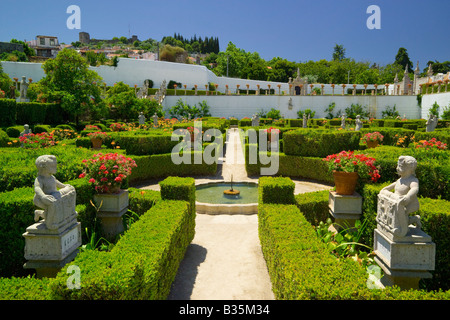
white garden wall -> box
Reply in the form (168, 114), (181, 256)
(163, 95), (420, 120)
(421, 92), (450, 119)
(5, 58), (445, 120)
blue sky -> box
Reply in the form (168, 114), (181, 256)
(1, 0), (449, 71)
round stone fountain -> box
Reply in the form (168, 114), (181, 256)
(195, 179), (258, 215)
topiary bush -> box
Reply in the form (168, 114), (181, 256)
(258, 176), (295, 205)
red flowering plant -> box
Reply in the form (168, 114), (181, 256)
(322, 150), (381, 182)
(362, 132), (384, 144)
(264, 127), (281, 135)
(414, 138), (447, 150)
(186, 126), (200, 134)
(87, 132), (109, 141)
(19, 132), (56, 148)
(109, 123), (126, 131)
(83, 125), (101, 131)
(79, 153), (137, 194)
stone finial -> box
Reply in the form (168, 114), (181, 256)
(427, 63), (433, 77)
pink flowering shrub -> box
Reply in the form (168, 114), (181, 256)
(79, 153), (137, 194)
(19, 132), (56, 148)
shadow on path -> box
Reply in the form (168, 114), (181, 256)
(168, 244), (207, 300)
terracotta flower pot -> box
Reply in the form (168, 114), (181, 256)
(366, 140), (379, 149)
(333, 171), (359, 195)
(90, 138), (103, 150)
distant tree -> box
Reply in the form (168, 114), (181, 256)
(40, 48), (105, 124)
(395, 47), (413, 73)
(10, 39), (34, 57)
(424, 60), (450, 75)
(332, 44), (346, 61)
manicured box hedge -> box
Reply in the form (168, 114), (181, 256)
(258, 176), (450, 299)
(288, 119), (302, 127)
(359, 146), (450, 200)
(129, 151), (218, 183)
(50, 177), (195, 299)
(0, 99), (17, 127)
(283, 129), (361, 157)
(244, 144), (333, 183)
(258, 176), (295, 204)
(108, 133), (178, 156)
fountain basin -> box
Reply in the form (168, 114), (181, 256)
(195, 181), (258, 215)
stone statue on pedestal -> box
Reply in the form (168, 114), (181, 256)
(341, 114), (346, 129)
(378, 156), (421, 237)
(374, 156), (435, 290)
(426, 114), (438, 132)
(355, 115), (363, 131)
(33, 155), (77, 230)
(18, 76), (30, 102)
(23, 155), (81, 278)
(138, 112), (146, 126)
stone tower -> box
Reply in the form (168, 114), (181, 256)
(79, 32), (90, 44)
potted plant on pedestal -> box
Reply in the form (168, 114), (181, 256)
(322, 150), (380, 195)
(79, 153), (137, 240)
(87, 132), (109, 150)
(363, 131), (384, 148)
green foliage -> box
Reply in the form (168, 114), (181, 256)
(381, 105), (400, 119)
(294, 190), (330, 226)
(283, 129), (361, 158)
(0, 99), (16, 126)
(442, 104), (450, 120)
(297, 108), (316, 119)
(332, 44), (346, 61)
(345, 103), (370, 119)
(108, 133), (178, 155)
(0, 129), (9, 147)
(258, 176), (295, 204)
(39, 48), (105, 124)
(429, 101), (440, 118)
(359, 145), (450, 200)
(0, 276), (53, 300)
(288, 119), (302, 127)
(159, 176), (196, 214)
(259, 179), (450, 299)
(168, 98), (211, 119)
(266, 108), (281, 119)
(51, 199), (193, 299)
(395, 48), (413, 73)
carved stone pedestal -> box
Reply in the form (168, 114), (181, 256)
(328, 191), (362, 232)
(374, 227), (435, 290)
(94, 190), (129, 241)
(23, 219), (81, 278)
